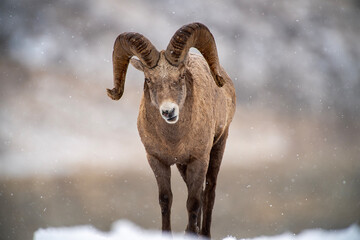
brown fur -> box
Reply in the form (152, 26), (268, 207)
(136, 52), (236, 237)
(108, 23), (236, 238)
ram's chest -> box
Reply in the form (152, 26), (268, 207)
(140, 136), (190, 165)
(137, 124), (212, 166)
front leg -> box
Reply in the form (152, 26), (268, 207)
(147, 154), (173, 232)
(185, 159), (208, 235)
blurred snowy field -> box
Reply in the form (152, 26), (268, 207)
(34, 220), (360, 240)
(1, 0), (360, 177)
(1, 0), (360, 240)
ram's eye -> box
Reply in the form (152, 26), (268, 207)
(145, 78), (151, 84)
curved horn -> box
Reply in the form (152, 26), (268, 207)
(165, 22), (225, 87)
(107, 33), (160, 100)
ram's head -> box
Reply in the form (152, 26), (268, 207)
(107, 23), (225, 124)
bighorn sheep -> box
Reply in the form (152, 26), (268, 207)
(107, 23), (236, 238)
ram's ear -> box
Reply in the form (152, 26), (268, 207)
(130, 58), (144, 72)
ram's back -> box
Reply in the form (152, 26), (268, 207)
(186, 53), (236, 141)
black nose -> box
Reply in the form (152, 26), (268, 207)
(162, 108), (175, 118)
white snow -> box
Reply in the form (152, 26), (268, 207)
(34, 220), (201, 240)
(34, 220), (360, 240)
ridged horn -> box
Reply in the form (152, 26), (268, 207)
(165, 22), (225, 87)
(107, 32), (160, 100)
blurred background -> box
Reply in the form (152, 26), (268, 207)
(0, 0), (359, 239)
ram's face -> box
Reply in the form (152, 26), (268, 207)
(131, 53), (187, 124)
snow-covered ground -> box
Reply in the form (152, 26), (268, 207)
(34, 220), (360, 240)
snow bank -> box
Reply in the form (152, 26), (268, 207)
(34, 220), (360, 240)
(34, 220), (201, 240)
